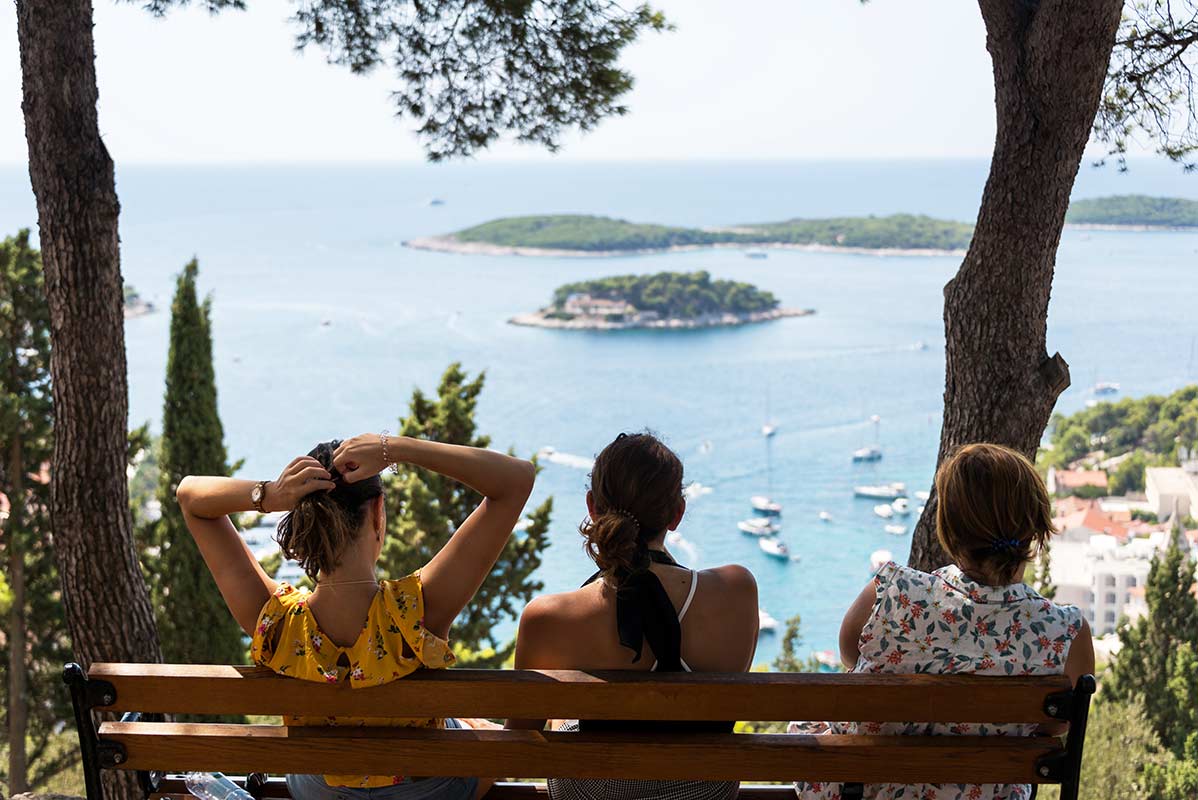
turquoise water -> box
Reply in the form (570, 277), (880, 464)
(2, 159), (1196, 663)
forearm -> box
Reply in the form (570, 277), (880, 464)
(177, 476), (263, 519)
(393, 437), (534, 502)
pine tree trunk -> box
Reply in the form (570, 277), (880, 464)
(7, 439), (29, 795)
(908, 0), (1125, 571)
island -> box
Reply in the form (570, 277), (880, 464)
(1064, 195), (1198, 228)
(124, 284), (155, 319)
(508, 270), (813, 330)
(408, 213), (974, 257)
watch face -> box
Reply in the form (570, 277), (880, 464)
(251, 484), (263, 503)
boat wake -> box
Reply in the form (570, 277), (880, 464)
(536, 446), (594, 470)
(666, 531), (698, 563)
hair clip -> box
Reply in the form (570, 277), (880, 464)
(610, 507), (640, 531)
(988, 537), (1023, 553)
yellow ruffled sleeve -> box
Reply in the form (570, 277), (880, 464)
(379, 572), (456, 670)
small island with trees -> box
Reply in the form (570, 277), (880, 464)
(510, 270), (812, 330)
(410, 213), (975, 257)
(1065, 195), (1198, 228)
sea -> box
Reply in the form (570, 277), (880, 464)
(1, 158), (1196, 664)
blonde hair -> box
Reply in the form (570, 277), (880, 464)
(934, 443), (1056, 585)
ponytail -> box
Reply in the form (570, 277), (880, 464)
(581, 432), (684, 580)
(274, 439), (383, 581)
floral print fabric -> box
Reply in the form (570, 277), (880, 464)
(251, 572), (456, 788)
(793, 561), (1082, 800)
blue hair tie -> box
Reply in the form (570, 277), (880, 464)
(988, 537), (1023, 553)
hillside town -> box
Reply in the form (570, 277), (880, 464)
(1045, 460), (1198, 644)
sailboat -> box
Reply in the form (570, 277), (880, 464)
(750, 427), (782, 516)
(852, 414), (883, 462)
(762, 385), (778, 437)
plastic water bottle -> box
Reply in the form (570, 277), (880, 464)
(183, 772), (255, 800)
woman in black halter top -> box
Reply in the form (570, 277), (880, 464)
(506, 433), (760, 800)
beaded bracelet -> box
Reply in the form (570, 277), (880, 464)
(380, 429), (400, 475)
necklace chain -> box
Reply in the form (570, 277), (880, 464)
(315, 578), (380, 588)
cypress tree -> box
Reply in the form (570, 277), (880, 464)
(1104, 527), (1198, 757)
(149, 259), (244, 664)
(378, 363), (552, 667)
(0, 230), (74, 792)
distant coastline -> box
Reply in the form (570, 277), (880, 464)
(406, 235), (966, 259)
(407, 197), (1198, 260)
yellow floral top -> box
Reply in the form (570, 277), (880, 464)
(250, 572), (456, 788)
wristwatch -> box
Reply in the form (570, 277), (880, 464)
(251, 481), (269, 514)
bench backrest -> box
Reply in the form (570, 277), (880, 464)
(66, 663), (1094, 800)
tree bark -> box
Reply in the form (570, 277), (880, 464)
(7, 440), (29, 795)
(909, 0), (1125, 571)
(15, 6), (161, 798)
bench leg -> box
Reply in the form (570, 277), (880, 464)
(1057, 675), (1096, 800)
(64, 663), (109, 800)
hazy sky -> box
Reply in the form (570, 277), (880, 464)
(0, 1), (1132, 164)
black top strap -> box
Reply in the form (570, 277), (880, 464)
(582, 549), (685, 671)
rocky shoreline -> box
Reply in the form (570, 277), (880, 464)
(404, 236), (964, 259)
(509, 307), (814, 331)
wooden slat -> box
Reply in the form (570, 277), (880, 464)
(150, 779), (797, 799)
(90, 663), (1066, 723)
(100, 721), (1060, 784)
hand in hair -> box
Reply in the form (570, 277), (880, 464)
(264, 456), (336, 512)
(333, 434), (394, 483)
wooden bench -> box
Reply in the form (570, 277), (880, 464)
(65, 662), (1095, 800)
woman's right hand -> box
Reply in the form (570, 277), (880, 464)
(265, 456), (336, 512)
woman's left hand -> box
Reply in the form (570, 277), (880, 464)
(333, 433), (392, 483)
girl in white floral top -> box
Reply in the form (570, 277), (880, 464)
(793, 443), (1095, 800)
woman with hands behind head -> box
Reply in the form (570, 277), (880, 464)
(176, 432), (536, 800)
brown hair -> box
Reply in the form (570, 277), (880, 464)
(581, 432), (685, 578)
(275, 440), (383, 581)
(934, 442), (1056, 585)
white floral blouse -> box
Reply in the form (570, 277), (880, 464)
(793, 561), (1082, 800)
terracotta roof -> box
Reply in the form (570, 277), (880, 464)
(1054, 469), (1108, 489)
(1053, 499), (1129, 541)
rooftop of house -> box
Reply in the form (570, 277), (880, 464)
(1053, 499), (1130, 541)
(1052, 468), (1109, 489)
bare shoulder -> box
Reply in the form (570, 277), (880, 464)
(520, 585), (600, 627)
(701, 563), (758, 593)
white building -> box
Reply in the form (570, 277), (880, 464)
(1049, 534), (1160, 636)
(1145, 466), (1198, 521)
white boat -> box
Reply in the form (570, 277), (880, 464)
(873, 503), (895, 519)
(1093, 381), (1120, 395)
(852, 445), (882, 462)
(813, 650), (840, 670)
(751, 495), (783, 515)
(891, 498), (911, 515)
(854, 482), (907, 500)
(762, 422), (778, 438)
(745, 249), (769, 259)
(853, 415), (884, 462)
(914, 490), (930, 502)
(758, 608), (780, 633)
(870, 548), (894, 571)
(759, 538), (792, 560)
(739, 518), (781, 536)
(818, 510), (833, 522)
(884, 523), (908, 536)
(917, 505), (925, 515)
(683, 481), (713, 501)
